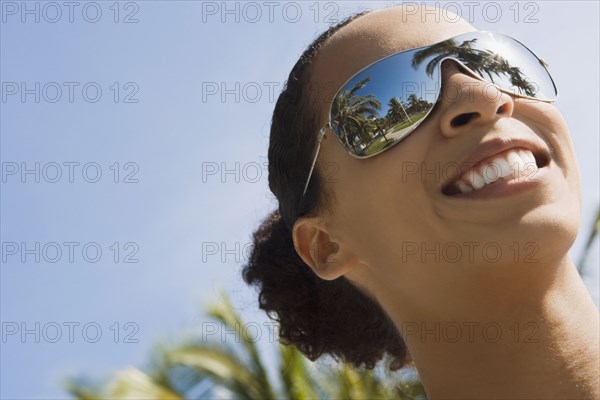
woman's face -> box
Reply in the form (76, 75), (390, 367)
(307, 7), (581, 289)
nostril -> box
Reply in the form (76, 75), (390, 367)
(451, 112), (478, 127)
(497, 104), (507, 114)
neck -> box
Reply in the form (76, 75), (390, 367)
(378, 256), (600, 399)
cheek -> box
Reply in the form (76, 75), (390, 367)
(514, 101), (581, 192)
(325, 139), (441, 264)
(515, 101), (576, 162)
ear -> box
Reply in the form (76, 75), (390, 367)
(292, 216), (359, 280)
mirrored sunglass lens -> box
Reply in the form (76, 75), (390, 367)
(330, 51), (438, 157)
(448, 32), (557, 101)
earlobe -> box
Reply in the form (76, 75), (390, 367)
(292, 217), (357, 281)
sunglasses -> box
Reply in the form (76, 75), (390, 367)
(302, 31), (558, 196)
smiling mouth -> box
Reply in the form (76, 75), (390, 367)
(442, 147), (551, 196)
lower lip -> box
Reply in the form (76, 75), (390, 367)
(443, 163), (555, 200)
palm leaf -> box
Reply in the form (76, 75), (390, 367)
(205, 289), (275, 398)
(578, 206), (600, 274)
(278, 344), (320, 400)
(105, 368), (182, 400)
(168, 345), (265, 400)
(64, 383), (104, 400)
(66, 367), (183, 400)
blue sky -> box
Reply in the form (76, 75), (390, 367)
(1, 1), (598, 398)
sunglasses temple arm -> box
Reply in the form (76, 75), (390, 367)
(302, 125), (328, 197)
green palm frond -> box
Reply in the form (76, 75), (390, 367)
(66, 367), (183, 400)
(168, 345), (264, 399)
(64, 383), (104, 400)
(106, 368), (182, 400)
(578, 206), (600, 274)
(205, 290), (274, 398)
(328, 363), (398, 400)
(278, 343), (320, 400)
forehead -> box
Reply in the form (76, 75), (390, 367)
(310, 6), (476, 106)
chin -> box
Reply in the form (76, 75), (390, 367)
(516, 198), (581, 264)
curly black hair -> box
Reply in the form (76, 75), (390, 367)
(242, 11), (410, 371)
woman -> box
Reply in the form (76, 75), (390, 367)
(242, 5), (600, 399)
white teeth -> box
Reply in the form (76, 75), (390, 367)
(491, 156), (512, 179)
(519, 149), (538, 178)
(457, 181), (473, 194)
(507, 151), (524, 176)
(508, 149), (538, 181)
(520, 149), (536, 166)
(469, 170), (486, 189)
(481, 163), (501, 184)
(453, 148), (539, 194)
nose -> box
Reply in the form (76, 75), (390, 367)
(437, 60), (515, 139)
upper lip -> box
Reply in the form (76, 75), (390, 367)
(442, 135), (552, 191)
